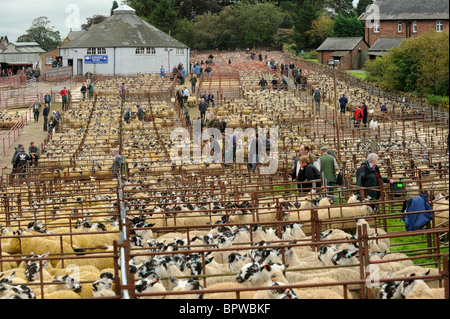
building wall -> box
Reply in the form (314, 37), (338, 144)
(39, 49), (59, 71)
(365, 19), (449, 47)
(61, 47), (190, 76)
(318, 40), (369, 70)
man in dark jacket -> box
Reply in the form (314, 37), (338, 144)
(199, 98), (208, 122)
(339, 94), (348, 114)
(33, 101), (41, 122)
(124, 108), (132, 124)
(29, 142), (39, 167)
(15, 146), (31, 178)
(259, 77), (268, 91)
(361, 102), (368, 127)
(11, 144), (22, 174)
(356, 153), (393, 200)
(42, 103), (49, 132)
(80, 83), (87, 101)
(295, 156), (322, 193)
(137, 105), (144, 121)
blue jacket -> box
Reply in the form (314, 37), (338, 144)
(402, 192), (433, 231)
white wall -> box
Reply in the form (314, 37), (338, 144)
(61, 47), (190, 76)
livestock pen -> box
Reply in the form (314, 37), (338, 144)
(0, 49), (448, 300)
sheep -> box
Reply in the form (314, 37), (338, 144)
(293, 277), (353, 299)
(135, 276), (166, 299)
(432, 195), (449, 228)
(167, 277), (204, 299)
(92, 272), (116, 297)
(356, 219), (390, 251)
(202, 282), (256, 299)
(236, 262), (288, 287)
(54, 246), (115, 271)
(403, 278), (445, 299)
(0, 283), (36, 299)
(44, 290), (81, 299)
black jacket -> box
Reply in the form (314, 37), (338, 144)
(15, 151), (30, 167)
(296, 163), (322, 190)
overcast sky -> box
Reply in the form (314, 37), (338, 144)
(0, 0), (115, 42)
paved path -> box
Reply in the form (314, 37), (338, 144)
(0, 101), (62, 170)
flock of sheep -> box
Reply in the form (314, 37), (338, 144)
(0, 50), (448, 299)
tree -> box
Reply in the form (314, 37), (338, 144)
(17, 16), (61, 51)
(365, 28), (449, 97)
(326, 0), (356, 17)
(305, 15), (334, 49)
(355, 0), (374, 16)
(81, 15), (108, 31)
(110, 1), (119, 16)
(236, 2), (284, 47)
(148, 0), (178, 34)
(293, 1), (320, 50)
(333, 14), (365, 37)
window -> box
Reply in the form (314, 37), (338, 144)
(87, 48), (105, 55)
(436, 20), (443, 32)
(176, 48), (184, 55)
(46, 56), (54, 65)
(373, 21), (380, 33)
(412, 21), (417, 33)
(397, 21), (402, 33)
(135, 47), (145, 55)
(146, 47), (156, 55)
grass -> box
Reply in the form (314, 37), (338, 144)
(346, 71), (368, 80)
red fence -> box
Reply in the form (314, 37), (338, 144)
(0, 102), (34, 157)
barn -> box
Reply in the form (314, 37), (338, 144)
(59, 4), (190, 76)
(316, 37), (369, 70)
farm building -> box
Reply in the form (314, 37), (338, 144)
(59, 4), (190, 76)
(359, 0), (449, 47)
(316, 37), (369, 70)
(0, 42), (45, 74)
(366, 37), (405, 60)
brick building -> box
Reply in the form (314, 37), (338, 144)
(316, 37), (369, 70)
(359, 0), (449, 54)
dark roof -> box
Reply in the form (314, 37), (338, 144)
(359, 0), (449, 21)
(317, 37), (364, 51)
(61, 5), (188, 49)
(369, 37), (405, 51)
(331, 51), (350, 57)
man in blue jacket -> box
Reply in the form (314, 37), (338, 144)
(339, 94), (348, 114)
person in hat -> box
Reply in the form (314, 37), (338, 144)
(112, 150), (125, 178)
(318, 146), (339, 194)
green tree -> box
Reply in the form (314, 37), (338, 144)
(293, 1), (320, 50)
(333, 14), (365, 37)
(306, 15), (334, 49)
(236, 2), (284, 47)
(110, 1), (119, 16)
(355, 0), (374, 16)
(17, 16), (61, 51)
(148, 0), (178, 34)
(327, 0), (356, 17)
(365, 28), (449, 97)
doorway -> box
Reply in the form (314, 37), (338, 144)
(77, 59), (83, 75)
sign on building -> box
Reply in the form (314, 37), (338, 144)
(84, 55), (108, 64)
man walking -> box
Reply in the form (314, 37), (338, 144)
(339, 94), (348, 114)
(33, 101), (41, 122)
(59, 86), (68, 111)
(313, 88), (321, 110)
(14, 145), (31, 179)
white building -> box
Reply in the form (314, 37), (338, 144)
(60, 4), (190, 76)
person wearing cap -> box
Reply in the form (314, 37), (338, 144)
(318, 146), (339, 194)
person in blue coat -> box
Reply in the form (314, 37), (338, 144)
(339, 94), (348, 114)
